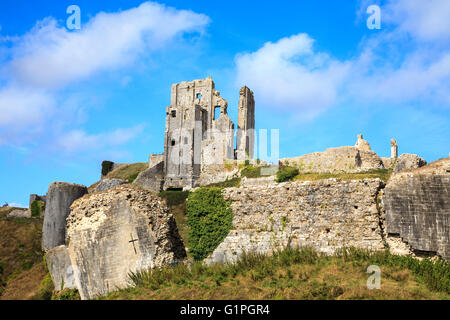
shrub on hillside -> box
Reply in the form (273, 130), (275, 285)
(276, 166), (299, 182)
(30, 200), (43, 217)
(101, 161), (114, 177)
(186, 188), (233, 261)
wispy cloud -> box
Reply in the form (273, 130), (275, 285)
(0, 1), (210, 152)
(54, 125), (145, 153)
(7, 2), (210, 89)
(235, 33), (350, 121)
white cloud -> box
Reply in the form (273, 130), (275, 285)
(383, 0), (450, 42)
(0, 85), (54, 126)
(8, 203), (27, 208)
(8, 1), (210, 89)
(236, 1), (450, 120)
(55, 125), (145, 153)
(0, 1), (210, 151)
(235, 34), (350, 120)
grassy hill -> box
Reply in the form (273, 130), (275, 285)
(103, 247), (449, 300)
(0, 207), (49, 300)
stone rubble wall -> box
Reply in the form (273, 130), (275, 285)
(281, 146), (383, 174)
(206, 178), (385, 264)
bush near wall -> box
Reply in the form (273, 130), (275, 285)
(30, 200), (43, 218)
(186, 188), (233, 261)
(276, 166), (299, 182)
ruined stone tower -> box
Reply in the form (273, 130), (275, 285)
(163, 78), (253, 190)
(391, 138), (398, 158)
(236, 86), (255, 160)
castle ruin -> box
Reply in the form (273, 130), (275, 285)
(161, 77), (255, 190)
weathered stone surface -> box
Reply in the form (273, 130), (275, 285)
(134, 160), (165, 193)
(66, 185), (186, 299)
(162, 78), (256, 190)
(206, 179), (385, 264)
(355, 134), (372, 151)
(46, 245), (77, 291)
(393, 153), (427, 173)
(240, 175), (276, 187)
(94, 178), (127, 192)
(281, 145), (383, 174)
(236, 86), (255, 160)
(383, 158), (450, 261)
(391, 138), (398, 159)
(42, 182), (88, 251)
(7, 208), (30, 218)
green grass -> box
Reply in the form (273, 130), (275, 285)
(101, 247), (449, 300)
(241, 166), (272, 179)
(276, 166), (299, 182)
(159, 191), (190, 207)
(293, 168), (393, 183)
(106, 163), (148, 183)
(206, 177), (241, 188)
(30, 200), (43, 217)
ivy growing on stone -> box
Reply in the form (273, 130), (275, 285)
(186, 188), (233, 261)
(30, 200), (42, 217)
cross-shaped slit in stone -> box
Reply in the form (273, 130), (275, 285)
(129, 233), (139, 254)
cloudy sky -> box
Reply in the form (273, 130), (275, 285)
(0, 0), (449, 207)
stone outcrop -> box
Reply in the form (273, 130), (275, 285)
(206, 178), (385, 264)
(42, 182), (88, 251)
(65, 185), (186, 299)
(281, 145), (383, 174)
(383, 158), (450, 261)
(393, 153), (427, 173)
(134, 160), (165, 193)
(355, 134), (372, 151)
(391, 138), (398, 159)
(7, 208), (30, 218)
(46, 245), (77, 291)
(94, 178), (127, 192)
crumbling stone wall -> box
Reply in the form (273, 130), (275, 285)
(65, 185), (186, 299)
(281, 146), (382, 174)
(206, 179), (385, 264)
(383, 158), (449, 261)
(162, 78), (255, 191)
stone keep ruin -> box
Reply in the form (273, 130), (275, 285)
(34, 77), (449, 300)
(162, 77), (255, 190)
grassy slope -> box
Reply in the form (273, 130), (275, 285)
(106, 163), (148, 183)
(104, 248), (449, 300)
(0, 208), (47, 300)
(104, 189), (450, 301)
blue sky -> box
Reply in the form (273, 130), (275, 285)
(0, 0), (449, 207)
